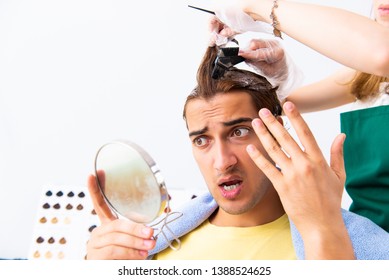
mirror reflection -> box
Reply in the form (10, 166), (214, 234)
(94, 141), (168, 224)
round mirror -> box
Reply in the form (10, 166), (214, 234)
(94, 140), (168, 224)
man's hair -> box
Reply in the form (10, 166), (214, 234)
(183, 47), (282, 120)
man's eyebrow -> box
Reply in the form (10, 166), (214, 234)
(223, 117), (253, 127)
(189, 127), (208, 137)
(188, 117), (253, 137)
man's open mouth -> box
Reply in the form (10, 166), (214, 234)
(219, 180), (242, 191)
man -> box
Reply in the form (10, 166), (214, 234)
(85, 46), (389, 260)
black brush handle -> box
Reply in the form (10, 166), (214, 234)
(188, 5), (215, 15)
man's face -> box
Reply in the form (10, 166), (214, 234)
(185, 91), (276, 216)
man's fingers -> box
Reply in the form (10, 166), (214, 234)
(87, 174), (117, 224)
(251, 118), (291, 170)
(257, 108), (304, 161)
(93, 218), (154, 238)
(246, 144), (283, 186)
(86, 211), (155, 260)
(330, 133), (346, 185)
(91, 220), (155, 251)
(88, 245), (149, 260)
(87, 220), (154, 260)
(281, 102), (323, 159)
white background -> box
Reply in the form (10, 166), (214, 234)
(0, 0), (371, 259)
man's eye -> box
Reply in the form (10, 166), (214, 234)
(194, 137), (208, 147)
(232, 128), (249, 137)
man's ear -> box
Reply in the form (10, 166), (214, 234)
(276, 116), (284, 126)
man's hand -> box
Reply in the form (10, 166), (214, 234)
(246, 101), (354, 259)
(86, 174), (156, 260)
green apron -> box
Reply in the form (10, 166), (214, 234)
(341, 105), (389, 232)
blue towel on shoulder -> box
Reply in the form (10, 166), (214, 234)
(149, 192), (217, 256)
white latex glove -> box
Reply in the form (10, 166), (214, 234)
(240, 39), (304, 101)
(214, 7), (272, 34)
(209, 0), (272, 32)
(207, 0), (273, 46)
(208, 14), (272, 46)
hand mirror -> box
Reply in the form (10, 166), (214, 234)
(94, 140), (169, 224)
(94, 140), (182, 250)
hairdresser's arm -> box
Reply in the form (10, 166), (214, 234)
(218, 0), (389, 76)
(286, 67), (356, 112)
(246, 102), (355, 259)
(248, 0), (389, 76)
(85, 174), (155, 260)
(238, 38), (356, 112)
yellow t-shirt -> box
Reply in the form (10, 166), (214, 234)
(154, 214), (297, 260)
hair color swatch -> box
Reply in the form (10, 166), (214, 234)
(28, 186), (99, 260)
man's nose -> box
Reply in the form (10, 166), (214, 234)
(213, 141), (237, 173)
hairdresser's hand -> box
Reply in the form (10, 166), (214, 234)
(240, 39), (304, 101)
(208, 16), (238, 46)
(246, 102), (354, 259)
(240, 39), (286, 79)
(208, 1), (272, 46)
(86, 174), (155, 260)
